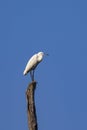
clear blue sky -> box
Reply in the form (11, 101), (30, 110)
(0, 0), (87, 130)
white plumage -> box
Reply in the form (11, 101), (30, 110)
(23, 52), (44, 81)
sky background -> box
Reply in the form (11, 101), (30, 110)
(0, 0), (87, 130)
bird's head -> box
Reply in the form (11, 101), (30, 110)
(37, 52), (48, 62)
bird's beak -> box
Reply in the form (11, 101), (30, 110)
(44, 53), (49, 56)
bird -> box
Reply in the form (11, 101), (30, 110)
(23, 52), (48, 81)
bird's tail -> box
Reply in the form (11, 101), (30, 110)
(23, 70), (27, 75)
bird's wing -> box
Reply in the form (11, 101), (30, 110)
(23, 54), (38, 75)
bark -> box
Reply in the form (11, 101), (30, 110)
(26, 81), (38, 130)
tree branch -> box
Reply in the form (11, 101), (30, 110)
(26, 81), (38, 130)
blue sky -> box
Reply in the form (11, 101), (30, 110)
(0, 0), (87, 130)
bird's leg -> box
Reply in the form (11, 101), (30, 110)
(32, 70), (35, 81)
(30, 71), (33, 81)
(30, 70), (34, 81)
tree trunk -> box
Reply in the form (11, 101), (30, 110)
(26, 81), (38, 130)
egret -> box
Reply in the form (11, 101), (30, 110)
(23, 52), (48, 81)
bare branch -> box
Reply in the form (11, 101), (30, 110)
(26, 81), (38, 130)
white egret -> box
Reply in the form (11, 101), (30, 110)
(23, 52), (48, 81)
